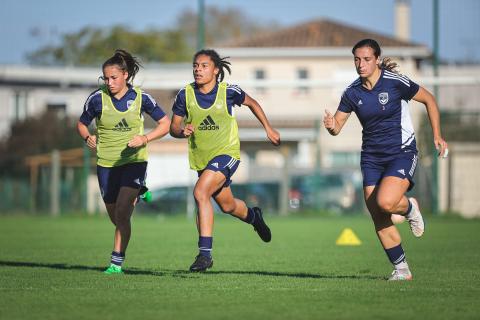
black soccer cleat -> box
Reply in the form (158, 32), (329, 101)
(189, 254), (213, 272)
(252, 207), (272, 242)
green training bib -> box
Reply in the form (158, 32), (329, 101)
(185, 82), (240, 170)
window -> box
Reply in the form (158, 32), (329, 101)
(297, 68), (309, 94)
(254, 68), (266, 94)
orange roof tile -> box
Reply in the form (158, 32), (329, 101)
(224, 19), (423, 48)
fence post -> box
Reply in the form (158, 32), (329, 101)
(82, 145), (90, 212)
(315, 118), (322, 170)
(431, 0), (439, 213)
(29, 164), (38, 213)
(279, 145), (291, 216)
(50, 150), (60, 216)
(186, 171), (196, 219)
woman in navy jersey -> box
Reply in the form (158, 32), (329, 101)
(324, 39), (448, 280)
(77, 49), (171, 274)
(170, 49), (280, 272)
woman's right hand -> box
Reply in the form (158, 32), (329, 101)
(323, 110), (336, 131)
(85, 135), (97, 149)
(183, 124), (195, 137)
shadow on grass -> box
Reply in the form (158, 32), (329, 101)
(0, 260), (382, 280)
(161, 269), (382, 280)
(0, 260), (165, 276)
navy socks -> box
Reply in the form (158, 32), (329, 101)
(198, 236), (213, 258)
(384, 244), (409, 270)
(110, 251), (125, 267)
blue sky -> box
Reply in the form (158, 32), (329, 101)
(1, 0), (479, 64)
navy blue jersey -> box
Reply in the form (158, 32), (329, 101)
(172, 82), (246, 117)
(338, 69), (420, 156)
(79, 85), (166, 126)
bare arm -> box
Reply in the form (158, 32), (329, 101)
(323, 110), (350, 136)
(77, 121), (96, 149)
(169, 114), (194, 139)
(412, 86), (448, 157)
(128, 115), (171, 148)
(243, 94), (280, 146)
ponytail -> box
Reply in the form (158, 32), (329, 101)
(102, 49), (142, 83)
(379, 57), (399, 73)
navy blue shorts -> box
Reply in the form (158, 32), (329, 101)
(197, 155), (240, 189)
(361, 152), (418, 191)
(97, 162), (147, 203)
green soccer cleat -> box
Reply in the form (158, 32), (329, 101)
(139, 186), (152, 202)
(104, 264), (123, 275)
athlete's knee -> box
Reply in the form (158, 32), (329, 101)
(193, 187), (210, 204)
(114, 207), (132, 226)
(376, 197), (397, 215)
(115, 215), (131, 229)
(106, 211), (116, 225)
(108, 216), (117, 226)
(218, 201), (236, 214)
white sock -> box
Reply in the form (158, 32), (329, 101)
(395, 260), (409, 270)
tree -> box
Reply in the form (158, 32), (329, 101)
(0, 111), (81, 176)
(26, 25), (191, 66)
(26, 6), (279, 66)
(176, 6), (279, 49)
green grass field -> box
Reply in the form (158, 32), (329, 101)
(0, 213), (479, 320)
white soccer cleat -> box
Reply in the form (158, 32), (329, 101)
(406, 197), (424, 237)
(388, 268), (413, 281)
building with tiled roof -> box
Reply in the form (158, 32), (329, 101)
(224, 19), (423, 49)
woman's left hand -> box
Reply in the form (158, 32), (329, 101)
(128, 135), (148, 148)
(266, 127), (281, 146)
(434, 136), (448, 158)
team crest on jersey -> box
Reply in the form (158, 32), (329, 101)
(127, 100), (135, 109)
(378, 92), (389, 105)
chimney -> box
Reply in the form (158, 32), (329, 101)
(395, 0), (410, 41)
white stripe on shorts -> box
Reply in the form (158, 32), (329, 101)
(224, 157), (235, 169)
(227, 158), (238, 169)
(409, 154), (418, 176)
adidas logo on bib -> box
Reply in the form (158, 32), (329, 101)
(113, 118), (132, 132)
(198, 115), (219, 131)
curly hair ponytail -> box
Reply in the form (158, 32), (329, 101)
(379, 57), (399, 73)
